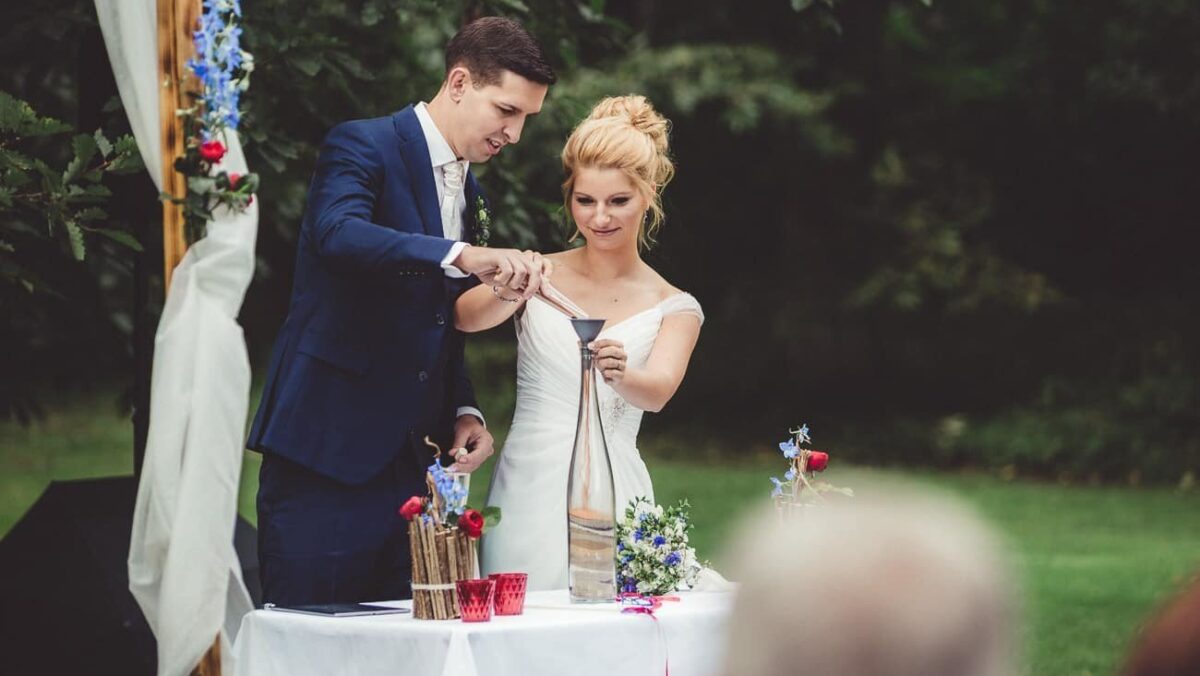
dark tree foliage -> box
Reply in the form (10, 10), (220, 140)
(2, 0), (1195, 480)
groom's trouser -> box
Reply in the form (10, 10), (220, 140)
(257, 450), (427, 606)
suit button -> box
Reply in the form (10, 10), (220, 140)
(435, 313), (446, 326)
(418, 371), (429, 383)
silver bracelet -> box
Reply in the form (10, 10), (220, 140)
(492, 285), (520, 303)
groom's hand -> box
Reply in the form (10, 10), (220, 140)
(448, 414), (494, 474)
(454, 246), (546, 299)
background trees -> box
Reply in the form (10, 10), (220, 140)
(3, 0), (1195, 480)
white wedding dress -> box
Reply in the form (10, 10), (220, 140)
(480, 290), (705, 591)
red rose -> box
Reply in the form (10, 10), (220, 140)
(458, 509), (484, 538)
(199, 140), (227, 162)
(399, 496), (425, 521)
(228, 172), (241, 188)
(807, 451), (829, 472)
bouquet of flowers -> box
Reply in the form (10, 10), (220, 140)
(398, 439), (500, 620)
(770, 423), (852, 519)
(616, 497), (702, 595)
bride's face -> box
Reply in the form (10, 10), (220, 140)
(447, 69), (547, 164)
(571, 167), (647, 251)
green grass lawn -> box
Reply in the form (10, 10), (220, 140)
(3, 395), (1198, 676)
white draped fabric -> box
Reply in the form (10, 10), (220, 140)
(94, 0), (162, 191)
(94, 1), (256, 674)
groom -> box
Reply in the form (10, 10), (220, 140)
(247, 17), (555, 605)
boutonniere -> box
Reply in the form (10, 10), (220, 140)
(473, 195), (491, 247)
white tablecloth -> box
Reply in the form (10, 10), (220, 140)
(233, 590), (733, 676)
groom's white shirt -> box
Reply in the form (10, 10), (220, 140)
(415, 102), (471, 278)
(415, 102), (484, 426)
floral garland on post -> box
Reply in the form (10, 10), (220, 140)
(164, 0), (258, 244)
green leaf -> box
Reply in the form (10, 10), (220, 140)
(106, 135), (145, 174)
(76, 207), (107, 222)
(0, 91), (72, 136)
(62, 133), (98, 184)
(188, 176), (217, 194)
(65, 183), (111, 202)
(479, 506), (502, 531)
(93, 130), (114, 158)
(0, 148), (34, 172)
(361, 1), (382, 26)
(495, 0), (530, 12)
(791, 0), (814, 10)
(0, 239), (14, 253)
(288, 53), (323, 77)
(91, 228), (144, 252)
(0, 186), (11, 209)
(65, 220), (85, 261)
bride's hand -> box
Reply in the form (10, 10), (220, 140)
(590, 339), (628, 385)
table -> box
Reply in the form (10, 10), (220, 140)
(233, 590), (733, 676)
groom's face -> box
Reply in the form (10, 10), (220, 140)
(448, 69), (548, 164)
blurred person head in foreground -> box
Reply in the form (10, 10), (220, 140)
(721, 482), (1020, 676)
(1122, 572), (1200, 676)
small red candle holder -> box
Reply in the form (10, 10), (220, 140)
(456, 578), (495, 622)
(488, 572), (528, 616)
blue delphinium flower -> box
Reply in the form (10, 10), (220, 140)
(779, 439), (798, 458)
(664, 551), (681, 567)
(770, 476), (785, 497)
(426, 461), (467, 517)
(653, 535), (667, 548)
(785, 468), (796, 482)
(795, 423), (812, 445)
(187, 0), (250, 138)
(633, 529), (643, 542)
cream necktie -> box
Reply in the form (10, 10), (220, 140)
(441, 161), (465, 241)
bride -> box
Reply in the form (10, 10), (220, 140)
(453, 95), (704, 591)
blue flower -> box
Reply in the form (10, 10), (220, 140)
(633, 529), (643, 542)
(770, 477), (785, 498)
(779, 439), (798, 459)
(795, 424), (812, 445)
(664, 551), (681, 567)
(617, 541), (625, 552)
(785, 468), (796, 482)
(653, 535), (667, 548)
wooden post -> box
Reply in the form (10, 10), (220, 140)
(160, 6), (218, 673)
(157, 0), (200, 291)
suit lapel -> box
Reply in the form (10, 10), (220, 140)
(394, 106), (443, 238)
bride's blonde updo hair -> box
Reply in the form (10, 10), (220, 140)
(562, 95), (675, 249)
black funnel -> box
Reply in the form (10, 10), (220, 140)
(570, 318), (606, 344)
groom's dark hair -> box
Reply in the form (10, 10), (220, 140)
(445, 16), (557, 87)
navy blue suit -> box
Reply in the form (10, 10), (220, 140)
(248, 105), (484, 605)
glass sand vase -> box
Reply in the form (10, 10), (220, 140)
(566, 318), (617, 603)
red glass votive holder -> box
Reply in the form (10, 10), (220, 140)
(457, 578), (496, 622)
(488, 572), (528, 616)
